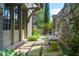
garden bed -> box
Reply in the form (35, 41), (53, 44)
(42, 41), (62, 56)
(0, 49), (25, 56)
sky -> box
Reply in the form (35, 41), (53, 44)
(49, 3), (64, 18)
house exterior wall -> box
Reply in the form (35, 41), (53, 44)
(0, 3), (41, 50)
(0, 4), (4, 50)
(2, 4), (20, 49)
(3, 30), (11, 49)
(14, 30), (19, 43)
(2, 4), (19, 49)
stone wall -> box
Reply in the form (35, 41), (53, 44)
(52, 15), (57, 33)
(53, 3), (79, 41)
(53, 3), (79, 39)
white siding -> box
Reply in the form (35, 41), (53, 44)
(3, 30), (11, 49)
(14, 30), (19, 43)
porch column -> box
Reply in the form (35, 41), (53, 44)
(10, 4), (15, 45)
(24, 9), (28, 39)
(18, 4), (22, 41)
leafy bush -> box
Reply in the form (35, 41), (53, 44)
(0, 49), (15, 56)
(59, 16), (79, 56)
(41, 20), (52, 35)
(32, 31), (40, 37)
(28, 28), (40, 41)
(65, 35), (79, 56)
(0, 49), (25, 56)
(58, 39), (69, 55)
(47, 41), (59, 52)
(43, 23), (51, 31)
(33, 9), (44, 29)
(32, 28), (40, 36)
(28, 35), (38, 41)
(59, 34), (79, 56)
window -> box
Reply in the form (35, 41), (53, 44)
(3, 4), (11, 30)
(14, 5), (19, 30)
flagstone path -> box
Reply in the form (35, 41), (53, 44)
(15, 35), (63, 56)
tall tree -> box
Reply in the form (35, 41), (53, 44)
(44, 3), (50, 35)
(33, 9), (44, 28)
(44, 3), (50, 23)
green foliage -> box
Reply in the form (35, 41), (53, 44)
(60, 35), (79, 55)
(65, 35), (79, 55)
(59, 39), (70, 55)
(28, 35), (38, 41)
(0, 49), (24, 56)
(47, 41), (59, 52)
(42, 20), (52, 35)
(65, 17), (79, 56)
(0, 49), (15, 56)
(28, 28), (40, 41)
(44, 3), (50, 23)
(32, 28), (40, 37)
(43, 23), (50, 31)
(34, 9), (44, 28)
(14, 51), (24, 56)
(59, 16), (79, 56)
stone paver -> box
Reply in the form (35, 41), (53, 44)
(15, 41), (36, 54)
(15, 36), (44, 55)
(27, 36), (44, 56)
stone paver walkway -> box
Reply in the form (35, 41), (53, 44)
(15, 35), (47, 56)
(15, 35), (62, 56)
(26, 36), (46, 56)
(15, 41), (36, 54)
